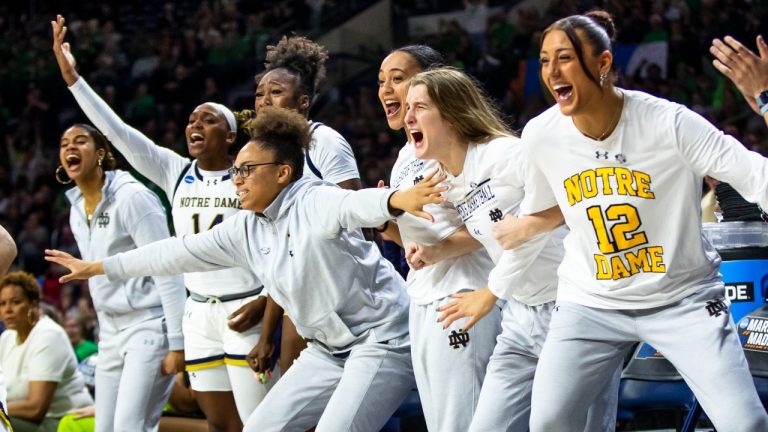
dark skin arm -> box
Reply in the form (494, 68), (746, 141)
(227, 295), (267, 332)
(8, 381), (58, 423)
(247, 296), (282, 375)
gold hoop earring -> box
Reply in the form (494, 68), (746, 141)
(55, 165), (73, 184)
(27, 308), (38, 327)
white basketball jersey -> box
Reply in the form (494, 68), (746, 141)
(172, 162), (262, 296)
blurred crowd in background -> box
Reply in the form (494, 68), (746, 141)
(0, 0), (766, 345)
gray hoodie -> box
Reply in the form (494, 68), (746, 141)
(104, 177), (408, 352)
(67, 170), (185, 349)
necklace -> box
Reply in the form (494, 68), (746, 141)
(84, 195), (101, 224)
(583, 91), (624, 141)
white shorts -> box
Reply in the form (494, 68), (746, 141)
(183, 295), (264, 390)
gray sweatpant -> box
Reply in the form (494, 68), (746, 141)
(470, 299), (619, 432)
(243, 336), (414, 432)
(530, 285), (768, 432)
(95, 315), (174, 432)
(410, 297), (501, 432)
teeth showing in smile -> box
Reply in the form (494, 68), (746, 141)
(190, 133), (204, 141)
(237, 191), (246, 200)
(385, 100), (401, 116)
(65, 155), (79, 161)
(552, 83), (573, 101)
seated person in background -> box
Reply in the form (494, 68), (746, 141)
(63, 317), (97, 363)
(56, 372), (207, 432)
(0, 271), (93, 432)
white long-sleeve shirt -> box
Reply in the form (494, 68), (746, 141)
(442, 136), (566, 305)
(521, 89), (768, 309)
(103, 177), (409, 352)
(69, 77), (262, 297)
(390, 142), (493, 304)
(66, 170), (185, 349)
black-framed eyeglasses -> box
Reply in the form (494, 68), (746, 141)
(228, 162), (280, 179)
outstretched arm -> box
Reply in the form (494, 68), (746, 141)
(313, 169), (447, 235)
(46, 213), (251, 283)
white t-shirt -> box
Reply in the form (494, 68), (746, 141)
(521, 89), (768, 309)
(390, 142), (493, 304)
(443, 136), (564, 305)
(0, 317), (93, 418)
(304, 121), (360, 184)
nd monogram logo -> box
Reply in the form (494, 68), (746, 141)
(413, 175), (424, 185)
(448, 329), (470, 349)
(489, 208), (503, 223)
(705, 299), (728, 317)
(96, 212), (110, 228)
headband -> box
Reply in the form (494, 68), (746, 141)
(206, 102), (237, 133)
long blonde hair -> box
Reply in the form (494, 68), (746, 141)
(408, 68), (513, 143)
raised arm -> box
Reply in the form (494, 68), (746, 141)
(51, 15), (188, 194)
(710, 35), (768, 120)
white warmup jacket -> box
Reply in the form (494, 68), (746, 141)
(103, 177), (409, 353)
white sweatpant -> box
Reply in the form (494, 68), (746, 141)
(409, 297), (501, 432)
(530, 285), (768, 432)
(95, 314), (174, 432)
(470, 299), (619, 432)
(243, 336), (414, 432)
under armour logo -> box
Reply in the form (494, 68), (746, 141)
(289, 250), (294, 257)
(413, 175), (424, 185)
(206, 179), (219, 186)
(489, 208), (503, 222)
(595, 151), (609, 159)
(448, 329), (470, 349)
(705, 299), (728, 317)
(615, 153), (627, 164)
(97, 212), (110, 228)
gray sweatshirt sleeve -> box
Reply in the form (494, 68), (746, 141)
(68, 78), (189, 196)
(306, 186), (394, 235)
(122, 189), (186, 350)
(104, 212), (251, 284)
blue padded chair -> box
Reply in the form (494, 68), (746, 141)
(381, 389), (425, 432)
